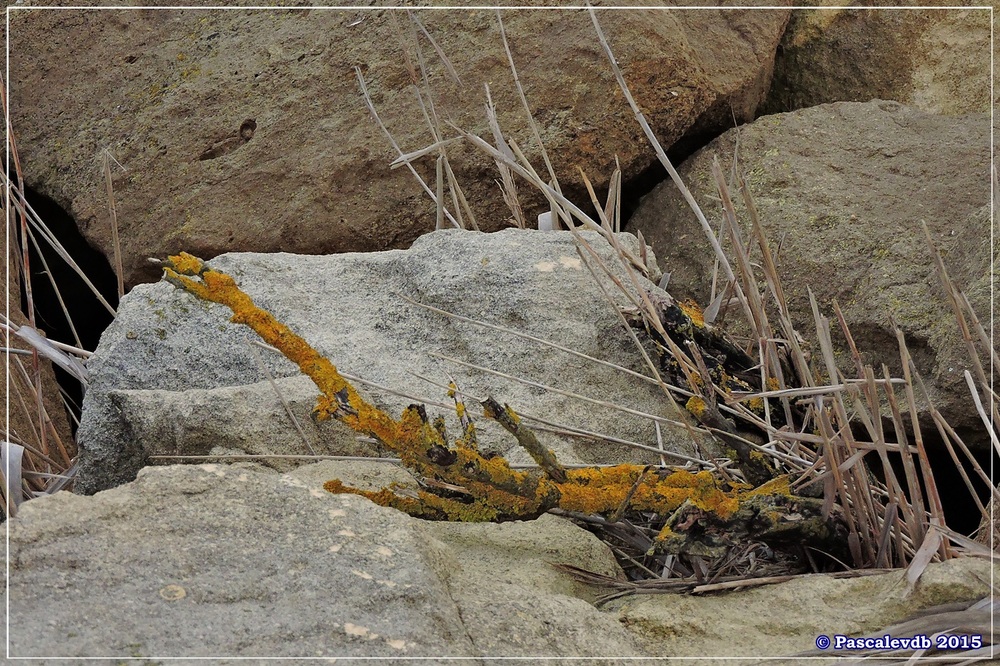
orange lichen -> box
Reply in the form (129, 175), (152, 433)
(678, 298), (705, 328)
(163, 254), (796, 530)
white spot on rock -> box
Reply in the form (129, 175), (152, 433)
(344, 623), (369, 638)
(558, 255), (581, 269)
(351, 569), (374, 580)
(534, 260), (556, 272)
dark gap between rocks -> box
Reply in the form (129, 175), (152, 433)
(860, 419), (996, 538)
(15, 186), (119, 430)
(613, 138), (708, 230)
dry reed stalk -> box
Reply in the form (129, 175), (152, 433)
(101, 149), (125, 299)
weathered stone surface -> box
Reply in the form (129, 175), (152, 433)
(9, 5), (789, 287)
(76, 229), (717, 494)
(628, 101), (993, 451)
(9, 462), (644, 661)
(763, 6), (991, 116)
(614, 557), (992, 660)
(9, 461), (991, 662)
(109, 376), (386, 473)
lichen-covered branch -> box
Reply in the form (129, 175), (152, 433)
(161, 253), (844, 556)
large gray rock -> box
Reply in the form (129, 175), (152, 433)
(9, 5), (789, 288)
(9, 462), (645, 661)
(76, 229), (715, 494)
(10, 461), (991, 662)
(628, 101), (993, 451)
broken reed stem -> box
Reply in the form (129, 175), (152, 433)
(482, 396), (567, 483)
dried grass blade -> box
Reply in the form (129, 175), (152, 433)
(905, 526), (944, 594)
(5, 181), (117, 316)
(880, 363), (926, 547)
(923, 222), (991, 404)
(605, 163), (622, 233)
(874, 501), (898, 568)
(958, 290), (1000, 378)
(247, 343), (314, 455)
(450, 127), (598, 229)
(102, 149), (125, 298)
(495, 9), (560, 195)
(355, 68), (461, 229)
(390, 137), (463, 168)
(740, 172), (811, 397)
(435, 155), (445, 230)
(408, 11), (462, 85)
(23, 225), (83, 348)
(444, 159), (479, 230)
(710, 158), (765, 338)
(401, 296), (662, 389)
(428, 351), (687, 428)
(928, 523), (999, 560)
(588, 8), (747, 309)
(484, 84), (526, 227)
(578, 166), (613, 231)
(965, 370), (1000, 457)
(13, 324), (89, 385)
(896, 331), (949, 558)
(911, 369), (998, 508)
(816, 403), (863, 565)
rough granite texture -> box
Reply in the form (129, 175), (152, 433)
(76, 229), (716, 494)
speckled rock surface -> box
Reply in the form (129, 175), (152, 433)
(629, 100), (993, 452)
(763, 6), (991, 116)
(8, 462), (646, 661)
(76, 229), (717, 494)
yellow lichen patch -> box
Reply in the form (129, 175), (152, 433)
(678, 299), (705, 328)
(745, 475), (791, 498)
(766, 377), (781, 391)
(655, 524), (676, 541)
(685, 395), (708, 418)
(167, 251), (205, 275)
